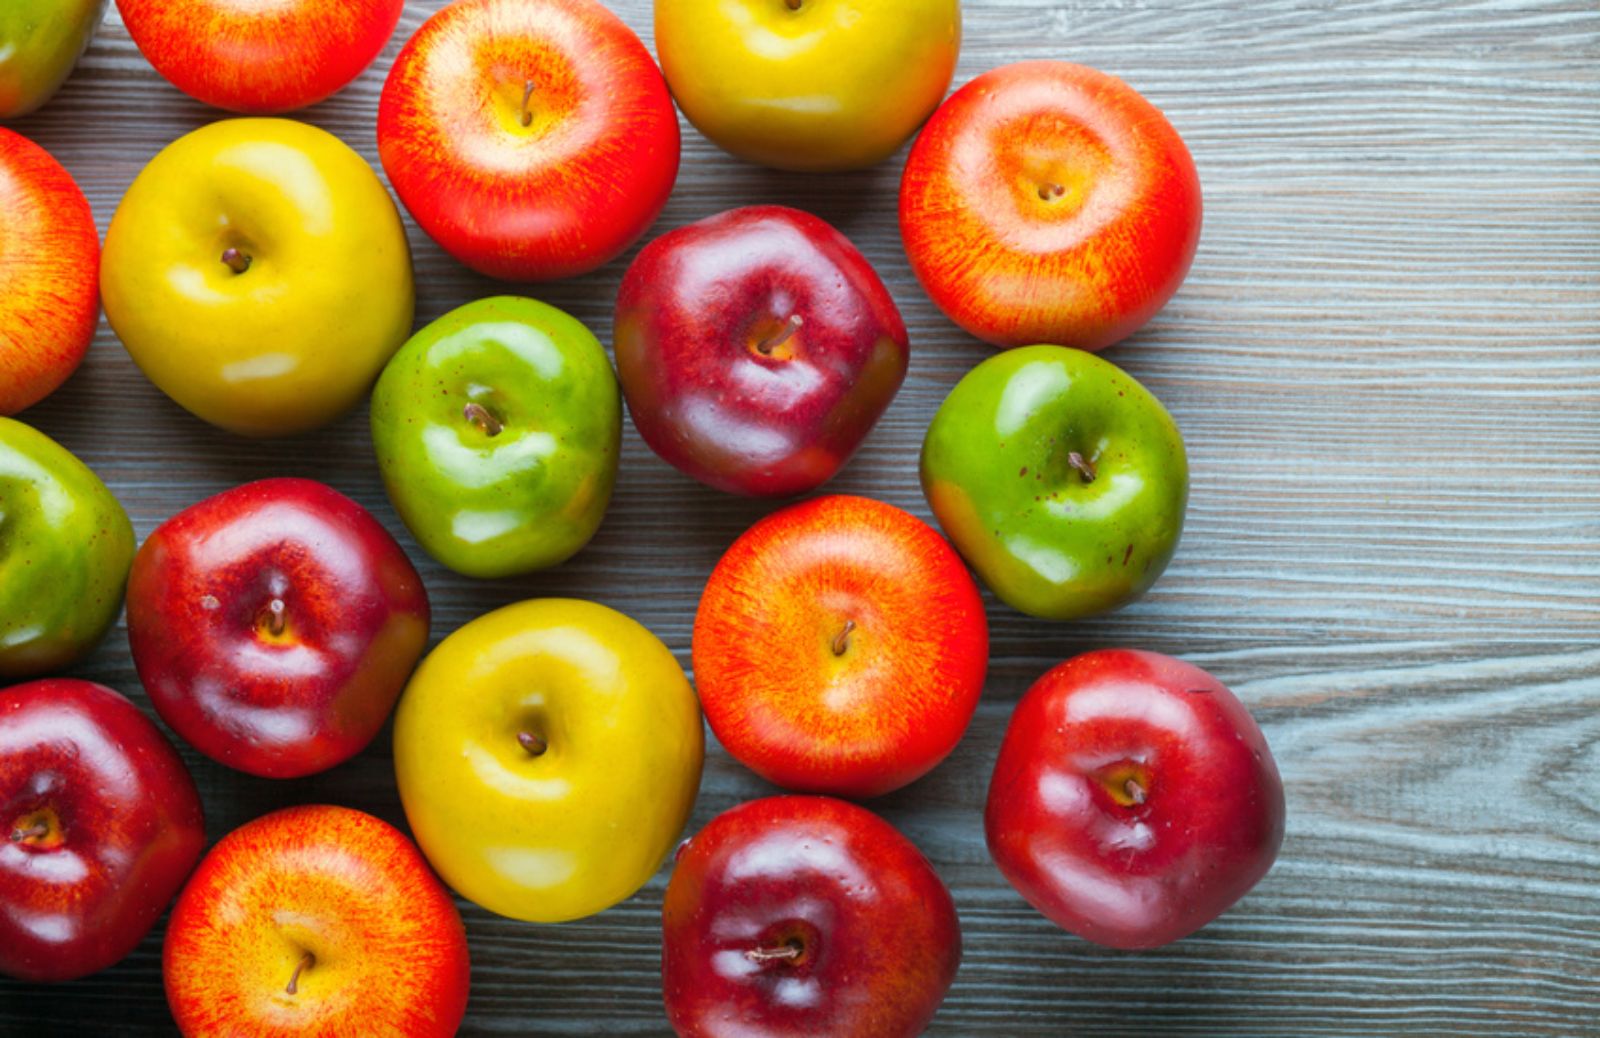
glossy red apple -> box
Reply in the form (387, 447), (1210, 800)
(0, 679), (204, 982)
(615, 206), (909, 497)
(164, 804), (469, 1037)
(663, 796), (960, 1038)
(126, 478), (429, 779)
(901, 61), (1202, 351)
(116, 0), (403, 113)
(379, 0), (679, 281)
(693, 495), (987, 797)
(0, 128), (98, 415)
(986, 649), (1285, 949)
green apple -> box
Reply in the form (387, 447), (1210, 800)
(0, 1), (107, 118)
(921, 345), (1188, 620)
(0, 417), (134, 677)
(370, 297), (621, 579)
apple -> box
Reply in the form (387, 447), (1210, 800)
(663, 795), (961, 1038)
(100, 117), (414, 437)
(125, 478), (429, 779)
(164, 804), (469, 1037)
(693, 495), (987, 798)
(370, 296), (621, 578)
(0, 128), (99, 415)
(1, 678), (204, 982)
(379, 0), (679, 281)
(116, 0), (402, 114)
(394, 598), (703, 923)
(0, 417), (134, 679)
(0, 0), (106, 118)
(656, 0), (959, 172)
(921, 345), (1188, 620)
(986, 649), (1285, 949)
(615, 206), (909, 497)
(901, 61), (1202, 351)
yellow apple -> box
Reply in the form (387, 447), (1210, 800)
(100, 118), (413, 437)
(655, 0), (961, 172)
(393, 598), (704, 924)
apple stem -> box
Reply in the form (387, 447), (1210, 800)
(1038, 182), (1066, 200)
(755, 314), (804, 355)
(745, 941), (803, 965)
(463, 402), (504, 437)
(521, 79), (535, 127)
(785, 0), (803, 9)
(9, 823), (48, 843)
(830, 619), (856, 657)
(517, 731), (548, 757)
(1067, 451), (1097, 483)
(264, 598), (287, 637)
(221, 247), (252, 275)
(285, 951), (315, 995)
(1125, 777), (1147, 806)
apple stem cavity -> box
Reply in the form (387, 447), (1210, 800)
(517, 731), (548, 757)
(756, 314), (805, 355)
(1038, 182), (1067, 200)
(831, 619), (857, 657)
(745, 939), (804, 965)
(1067, 451), (1098, 483)
(285, 951), (316, 996)
(464, 402), (504, 437)
(520, 79), (536, 127)
(221, 247), (252, 275)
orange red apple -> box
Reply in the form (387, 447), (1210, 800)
(116, 0), (403, 113)
(693, 495), (988, 798)
(901, 61), (1202, 351)
(164, 805), (470, 1037)
(0, 128), (98, 415)
(378, 0), (680, 281)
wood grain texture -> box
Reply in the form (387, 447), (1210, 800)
(4, 0), (1599, 1034)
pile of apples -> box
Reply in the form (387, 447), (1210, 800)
(0, 1), (1288, 1035)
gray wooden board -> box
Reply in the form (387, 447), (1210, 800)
(2, 1), (1597, 1034)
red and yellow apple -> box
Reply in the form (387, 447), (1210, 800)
(901, 61), (1202, 351)
(986, 649), (1285, 948)
(0, 128), (98, 415)
(126, 478), (430, 779)
(164, 805), (470, 1037)
(116, 0), (403, 113)
(694, 495), (987, 797)
(1, 678), (204, 983)
(100, 118), (415, 436)
(379, 0), (679, 281)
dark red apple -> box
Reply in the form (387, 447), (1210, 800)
(985, 649), (1285, 949)
(662, 796), (960, 1038)
(0, 678), (205, 982)
(126, 478), (430, 779)
(615, 205), (909, 497)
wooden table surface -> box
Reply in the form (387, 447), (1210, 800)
(4, 1), (1598, 1034)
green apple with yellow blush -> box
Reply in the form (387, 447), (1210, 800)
(920, 345), (1188, 620)
(370, 296), (621, 579)
(0, 1), (106, 118)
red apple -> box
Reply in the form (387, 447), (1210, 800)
(126, 478), (429, 779)
(986, 649), (1285, 949)
(0, 679), (204, 982)
(164, 804), (469, 1037)
(116, 0), (403, 113)
(0, 128), (98, 415)
(378, 0), (679, 281)
(615, 206), (909, 497)
(693, 495), (986, 797)
(663, 796), (960, 1038)
(901, 61), (1202, 352)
